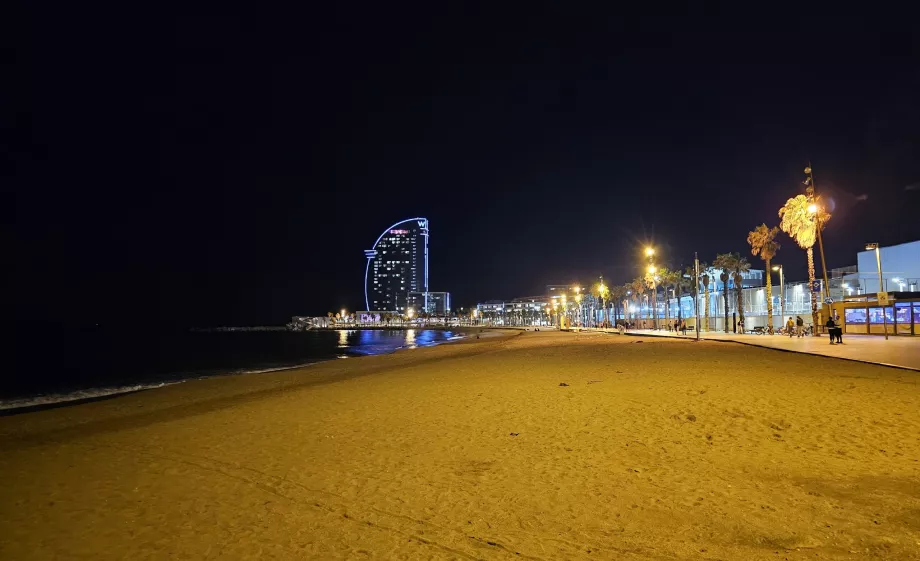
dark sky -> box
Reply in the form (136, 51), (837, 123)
(11, 10), (920, 327)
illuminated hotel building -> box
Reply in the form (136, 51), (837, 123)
(364, 218), (429, 312)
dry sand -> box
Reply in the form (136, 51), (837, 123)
(1, 331), (919, 560)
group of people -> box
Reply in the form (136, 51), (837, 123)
(668, 320), (689, 334)
(783, 315), (843, 343)
(825, 315), (844, 344)
(784, 315), (806, 337)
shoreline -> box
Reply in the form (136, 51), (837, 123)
(0, 327), (507, 416)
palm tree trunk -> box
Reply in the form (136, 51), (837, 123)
(765, 258), (773, 330)
(704, 286), (710, 331)
(808, 246), (818, 334)
(723, 288), (729, 333)
(665, 287), (671, 328)
(737, 285), (744, 325)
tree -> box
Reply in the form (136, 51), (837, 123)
(591, 282), (611, 327)
(610, 285), (629, 323)
(630, 278), (646, 326)
(747, 224), (781, 331)
(711, 256), (731, 332)
(698, 263), (711, 331)
(713, 252), (750, 332)
(779, 195), (831, 331)
(682, 265), (700, 323)
(658, 268), (682, 327)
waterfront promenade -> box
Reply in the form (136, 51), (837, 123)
(614, 329), (920, 371)
(2, 331), (919, 559)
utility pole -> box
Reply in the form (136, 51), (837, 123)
(805, 164), (831, 325)
(694, 253), (701, 341)
(867, 243), (888, 340)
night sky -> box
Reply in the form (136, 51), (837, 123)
(12, 11), (920, 327)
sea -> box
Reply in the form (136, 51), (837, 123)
(3, 328), (463, 413)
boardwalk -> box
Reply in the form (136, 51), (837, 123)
(619, 328), (920, 371)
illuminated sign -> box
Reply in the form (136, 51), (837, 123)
(389, 229), (409, 234)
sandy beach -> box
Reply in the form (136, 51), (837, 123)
(1, 331), (919, 560)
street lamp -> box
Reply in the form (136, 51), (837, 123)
(561, 294), (568, 329)
(772, 265), (785, 325)
(866, 243), (888, 340)
(804, 165), (831, 321)
(647, 264), (659, 330)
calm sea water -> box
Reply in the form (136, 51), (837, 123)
(3, 328), (462, 411)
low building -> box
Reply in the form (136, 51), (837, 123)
(843, 240), (920, 295)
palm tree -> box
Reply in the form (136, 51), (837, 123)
(659, 268), (682, 328)
(747, 224), (781, 331)
(713, 252), (750, 332)
(591, 281), (610, 327)
(682, 265), (700, 324)
(779, 195), (831, 331)
(609, 285), (627, 323)
(698, 263), (711, 331)
(712, 253), (731, 333)
(630, 278), (646, 326)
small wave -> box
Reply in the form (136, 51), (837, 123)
(0, 381), (185, 412)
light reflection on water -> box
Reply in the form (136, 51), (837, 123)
(335, 329), (458, 356)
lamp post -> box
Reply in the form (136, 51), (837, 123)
(561, 294), (568, 329)
(626, 290), (632, 324)
(598, 276), (607, 329)
(645, 247), (659, 330)
(772, 265), (785, 327)
(866, 243), (888, 340)
(805, 165), (831, 330)
(647, 264), (659, 330)
(574, 290), (583, 329)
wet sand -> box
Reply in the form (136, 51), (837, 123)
(1, 331), (919, 560)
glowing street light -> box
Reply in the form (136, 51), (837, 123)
(804, 165), (831, 320)
(772, 265), (785, 322)
(645, 247), (655, 257)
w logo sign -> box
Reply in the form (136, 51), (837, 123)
(418, 220), (428, 229)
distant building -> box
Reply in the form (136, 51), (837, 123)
(844, 240), (920, 294)
(545, 284), (573, 293)
(407, 291), (451, 315)
(364, 218), (429, 312)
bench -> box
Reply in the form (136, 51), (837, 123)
(749, 326), (767, 335)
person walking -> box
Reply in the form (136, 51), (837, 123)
(786, 317), (795, 337)
(795, 315), (804, 338)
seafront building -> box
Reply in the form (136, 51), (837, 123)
(360, 217), (450, 316)
(364, 217), (429, 313)
(474, 240), (920, 336)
